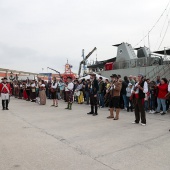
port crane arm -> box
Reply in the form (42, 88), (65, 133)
(47, 67), (62, 78)
(78, 47), (97, 76)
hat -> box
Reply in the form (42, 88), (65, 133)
(67, 76), (72, 79)
(3, 77), (7, 80)
(138, 73), (144, 77)
(128, 83), (132, 86)
(89, 73), (96, 76)
(110, 74), (117, 78)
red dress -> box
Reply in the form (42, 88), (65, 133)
(23, 90), (28, 100)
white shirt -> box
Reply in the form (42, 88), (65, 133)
(65, 86), (69, 91)
(41, 84), (45, 87)
(26, 84), (30, 88)
(51, 82), (57, 89)
(31, 83), (35, 87)
(67, 82), (74, 91)
(168, 82), (170, 92)
(132, 81), (148, 94)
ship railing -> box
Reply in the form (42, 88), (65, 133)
(114, 57), (159, 70)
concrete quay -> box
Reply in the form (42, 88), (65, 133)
(0, 98), (170, 170)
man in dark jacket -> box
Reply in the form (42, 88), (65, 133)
(98, 77), (105, 108)
(87, 73), (99, 116)
(121, 76), (129, 110)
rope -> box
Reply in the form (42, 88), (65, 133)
(134, 0), (170, 47)
(158, 20), (170, 50)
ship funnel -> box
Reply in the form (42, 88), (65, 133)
(113, 42), (137, 62)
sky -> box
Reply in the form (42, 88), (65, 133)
(0, 0), (170, 74)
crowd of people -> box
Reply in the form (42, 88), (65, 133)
(0, 73), (170, 128)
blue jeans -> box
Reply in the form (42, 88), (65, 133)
(85, 91), (90, 104)
(157, 98), (166, 112)
(150, 98), (155, 110)
(122, 94), (127, 108)
(144, 100), (148, 111)
(99, 93), (104, 107)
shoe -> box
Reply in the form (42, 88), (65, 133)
(51, 105), (55, 107)
(149, 110), (152, 114)
(161, 112), (167, 115)
(132, 121), (139, 124)
(6, 108), (9, 110)
(160, 111), (163, 114)
(154, 111), (159, 114)
(151, 110), (155, 114)
(55, 105), (58, 107)
(113, 118), (119, 120)
(87, 112), (93, 114)
(2, 108), (5, 110)
(141, 123), (146, 126)
(107, 116), (114, 119)
(93, 113), (97, 116)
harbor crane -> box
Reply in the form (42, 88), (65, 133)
(78, 47), (97, 77)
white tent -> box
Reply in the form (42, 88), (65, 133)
(79, 73), (108, 80)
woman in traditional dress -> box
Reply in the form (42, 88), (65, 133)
(76, 80), (84, 104)
(39, 80), (46, 105)
(23, 81), (28, 100)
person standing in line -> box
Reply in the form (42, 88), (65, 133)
(18, 81), (23, 99)
(121, 76), (129, 110)
(85, 79), (90, 105)
(65, 77), (74, 110)
(39, 80), (46, 105)
(51, 77), (58, 107)
(14, 81), (19, 98)
(107, 74), (122, 120)
(98, 77), (105, 108)
(26, 79), (31, 101)
(0, 77), (11, 110)
(87, 73), (99, 116)
(126, 83), (133, 112)
(149, 82), (157, 114)
(77, 80), (84, 104)
(155, 78), (168, 115)
(128, 75), (135, 86)
(23, 81), (28, 100)
(156, 76), (161, 85)
(58, 79), (65, 100)
(30, 80), (36, 102)
(131, 73), (148, 126)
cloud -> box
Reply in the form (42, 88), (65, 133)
(0, 0), (170, 74)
